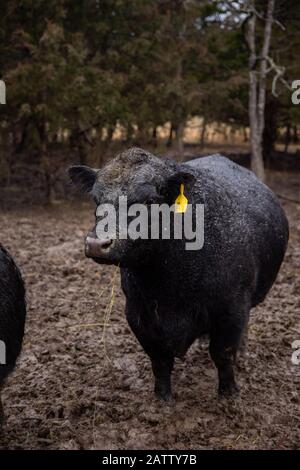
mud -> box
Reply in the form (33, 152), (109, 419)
(0, 170), (299, 450)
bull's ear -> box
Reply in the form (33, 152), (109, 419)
(167, 170), (196, 189)
(68, 165), (97, 193)
(164, 169), (196, 202)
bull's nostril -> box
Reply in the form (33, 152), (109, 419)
(101, 239), (113, 250)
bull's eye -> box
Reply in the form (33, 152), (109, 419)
(146, 197), (156, 205)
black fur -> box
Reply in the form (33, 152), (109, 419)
(0, 245), (26, 418)
(70, 148), (289, 401)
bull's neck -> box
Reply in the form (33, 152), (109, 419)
(126, 252), (187, 302)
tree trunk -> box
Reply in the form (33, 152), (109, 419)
(126, 123), (134, 144)
(263, 98), (278, 166)
(284, 123), (291, 153)
(37, 118), (55, 205)
(200, 118), (206, 148)
(175, 122), (185, 162)
(167, 123), (174, 148)
(246, 0), (275, 181)
(97, 125), (115, 166)
(247, 10), (264, 179)
(292, 125), (298, 143)
(78, 141), (87, 165)
(44, 168), (55, 205)
(151, 126), (158, 147)
(106, 125), (115, 145)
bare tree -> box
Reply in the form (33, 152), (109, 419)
(245, 0), (276, 181)
(216, 0), (289, 180)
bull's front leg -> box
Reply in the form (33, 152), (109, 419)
(128, 321), (175, 401)
(151, 355), (174, 402)
(125, 301), (175, 401)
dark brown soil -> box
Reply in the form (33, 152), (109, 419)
(0, 170), (299, 450)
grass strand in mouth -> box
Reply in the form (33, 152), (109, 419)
(68, 265), (119, 332)
(92, 264), (119, 447)
(100, 264), (119, 364)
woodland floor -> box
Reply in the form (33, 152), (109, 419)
(0, 169), (299, 450)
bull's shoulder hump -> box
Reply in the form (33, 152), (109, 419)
(184, 154), (283, 213)
(185, 154), (225, 166)
(185, 154), (256, 181)
(186, 154), (243, 171)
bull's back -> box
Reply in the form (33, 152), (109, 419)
(185, 155), (289, 306)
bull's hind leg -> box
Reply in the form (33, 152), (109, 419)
(209, 305), (249, 397)
(236, 312), (250, 370)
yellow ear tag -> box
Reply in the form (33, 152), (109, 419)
(175, 184), (188, 213)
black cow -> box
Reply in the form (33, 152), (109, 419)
(0, 245), (26, 418)
(69, 148), (288, 401)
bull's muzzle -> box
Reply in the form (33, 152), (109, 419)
(85, 233), (114, 258)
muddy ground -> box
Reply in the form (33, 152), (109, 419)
(0, 170), (299, 450)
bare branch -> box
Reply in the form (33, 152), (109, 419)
(266, 56), (292, 96)
(273, 18), (286, 31)
(248, 3), (285, 30)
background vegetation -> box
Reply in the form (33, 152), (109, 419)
(0, 0), (299, 202)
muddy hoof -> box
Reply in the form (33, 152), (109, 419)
(218, 381), (239, 398)
(155, 388), (173, 402)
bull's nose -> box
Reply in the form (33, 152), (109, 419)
(85, 234), (113, 258)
